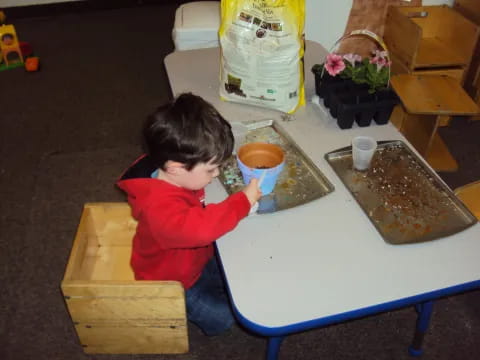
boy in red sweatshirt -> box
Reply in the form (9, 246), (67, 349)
(117, 93), (262, 336)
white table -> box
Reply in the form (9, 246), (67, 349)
(164, 42), (480, 359)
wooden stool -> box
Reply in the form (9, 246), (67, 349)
(61, 203), (188, 354)
(390, 74), (480, 172)
(454, 180), (480, 220)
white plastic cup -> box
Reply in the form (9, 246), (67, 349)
(352, 136), (377, 171)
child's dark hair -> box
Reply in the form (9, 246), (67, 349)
(143, 93), (234, 170)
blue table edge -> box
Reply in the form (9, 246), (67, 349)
(216, 249), (480, 337)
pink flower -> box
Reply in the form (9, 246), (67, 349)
(370, 55), (390, 70)
(370, 50), (390, 70)
(324, 53), (345, 76)
(343, 53), (362, 66)
(372, 50), (388, 59)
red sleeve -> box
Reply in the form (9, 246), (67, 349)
(145, 191), (251, 249)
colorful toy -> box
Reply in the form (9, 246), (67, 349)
(0, 22), (40, 72)
(0, 24), (24, 68)
(20, 41), (33, 57)
(25, 57), (39, 71)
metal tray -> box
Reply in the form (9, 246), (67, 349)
(219, 119), (334, 214)
(325, 140), (477, 245)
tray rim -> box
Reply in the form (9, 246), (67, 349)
(219, 119), (335, 214)
(324, 139), (478, 245)
(271, 120), (335, 196)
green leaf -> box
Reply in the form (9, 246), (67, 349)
(311, 64), (324, 75)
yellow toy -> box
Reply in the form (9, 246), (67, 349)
(0, 24), (24, 67)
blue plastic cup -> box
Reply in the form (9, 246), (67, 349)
(236, 143), (285, 195)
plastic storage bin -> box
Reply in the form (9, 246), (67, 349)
(172, 1), (220, 51)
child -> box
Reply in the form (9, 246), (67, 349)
(117, 92), (262, 336)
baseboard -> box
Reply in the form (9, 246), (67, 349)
(3, 0), (193, 19)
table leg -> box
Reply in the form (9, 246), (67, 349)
(267, 336), (285, 360)
(408, 301), (434, 357)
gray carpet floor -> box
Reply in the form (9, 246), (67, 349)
(1, 2), (480, 360)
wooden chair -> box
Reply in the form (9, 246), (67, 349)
(454, 180), (480, 220)
(385, 4), (480, 128)
(61, 203), (188, 354)
(390, 74), (479, 172)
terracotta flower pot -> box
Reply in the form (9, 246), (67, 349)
(237, 143), (285, 195)
(237, 142), (284, 168)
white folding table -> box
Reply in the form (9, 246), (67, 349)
(164, 42), (480, 360)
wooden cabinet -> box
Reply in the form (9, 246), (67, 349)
(454, 0), (480, 120)
(384, 5), (479, 74)
(384, 5), (480, 128)
(454, 0), (480, 24)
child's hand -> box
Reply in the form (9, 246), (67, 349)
(242, 178), (262, 206)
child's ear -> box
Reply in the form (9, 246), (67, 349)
(165, 161), (186, 175)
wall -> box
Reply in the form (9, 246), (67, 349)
(0, 0), (454, 48)
(0, 0), (77, 6)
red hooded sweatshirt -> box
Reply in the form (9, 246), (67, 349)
(117, 155), (250, 289)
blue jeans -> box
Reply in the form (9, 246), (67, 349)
(185, 256), (236, 336)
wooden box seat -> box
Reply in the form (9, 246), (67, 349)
(455, 180), (480, 220)
(61, 202), (188, 354)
